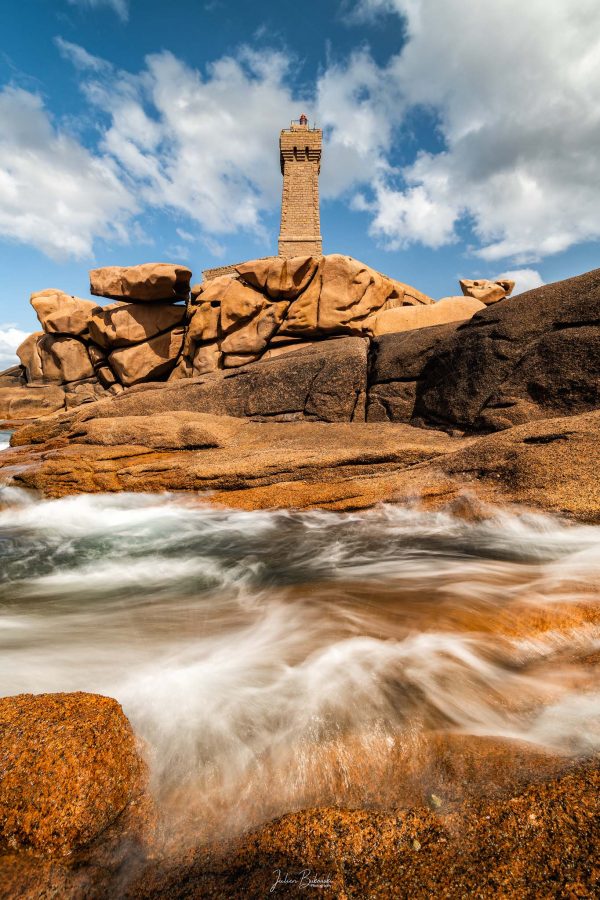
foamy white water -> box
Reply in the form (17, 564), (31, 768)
(0, 429), (11, 452)
(1, 490), (599, 833)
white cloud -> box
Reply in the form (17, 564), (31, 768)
(496, 268), (545, 297)
(66, 0), (129, 22)
(316, 49), (398, 197)
(78, 48), (306, 242)
(54, 36), (112, 73)
(353, 0), (600, 263)
(0, 324), (29, 371)
(7, 10), (600, 268)
(0, 86), (138, 259)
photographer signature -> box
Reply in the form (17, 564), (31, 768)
(270, 869), (334, 891)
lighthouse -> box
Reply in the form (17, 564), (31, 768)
(278, 114), (323, 258)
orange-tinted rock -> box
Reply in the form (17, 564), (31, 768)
(191, 342), (221, 375)
(89, 263), (191, 303)
(460, 277), (515, 304)
(30, 290), (101, 337)
(221, 301), (288, 355)
(0, 692), (146, 856)
(282, 255), (404, 335)
(64, 412), (224, 450)
(0, 366), (25, 388)
(0, 384), (65, 420)
(366, 296), (486, 336)
(187, 300), (220, 343)
(261, 340), (319, 360)
(37, 334), (95, 384)
(219, 280), (268, 333)
(88, 302), (186, 349)
(390, 279), (434, 306)
(87, 343), (118, 388)
(16, 331), (45, 383)
(236, 255), (318, 299)
(64, 378), (108, 409)
(108, 327), (184, 386)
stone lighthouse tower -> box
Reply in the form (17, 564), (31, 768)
(278, 114), (322, 258)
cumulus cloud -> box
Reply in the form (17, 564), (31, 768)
(6, 6), (600, 267)
(496, 269), (545, 296)
(354, 0), (600, 263)
(0, 324), (29, 370)
(66, 0), (129, 22)
(0, 86), (138, 259)
(73, 47), (307, 243)
(316, 49), (398, 197)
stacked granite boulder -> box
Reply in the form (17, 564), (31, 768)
(0, 255), (518, 421)
(2, 264), (191, 420)
(87, 263), (189, 387)
(180, 254), (433, 375)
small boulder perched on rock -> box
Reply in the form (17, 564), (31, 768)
(365, 296), (485, 336)
(0, 692), (146, 856)
(459, 278), (515, 304)
(31, 289), (101, 337)
(89, 263), (192, 303)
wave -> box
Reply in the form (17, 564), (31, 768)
(1, 490), (599, 835)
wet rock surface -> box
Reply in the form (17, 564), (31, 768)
(1, 735), (597, 898)
(0, 692), (147, 857)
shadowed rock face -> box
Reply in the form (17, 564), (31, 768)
(48, 337), (368, 426)
(368, 268), (600, 431)
(0, 692), (147, 856)
(413, 268), (600, 431)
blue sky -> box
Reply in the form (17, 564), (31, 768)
(1, 0), (600, 365)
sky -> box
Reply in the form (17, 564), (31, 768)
(1, 0), (600, 366)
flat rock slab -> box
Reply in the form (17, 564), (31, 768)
(48, 336), (369, 424)
(1, 413), (460, 506)
(90, 263), (191, 303)
(3, 410), (598, 521)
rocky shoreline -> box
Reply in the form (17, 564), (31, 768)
(1, 260), (598, 521)
(1, 260), (599, 897)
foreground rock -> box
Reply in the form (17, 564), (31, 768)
(3, 404), (599, 521)
(1, 411), (460, 505)
(151, 761), (597, 898)
(0, 692), (147, 856)
(5, 750), (595, 898)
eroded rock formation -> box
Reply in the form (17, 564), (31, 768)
(4, 257), (599, 440)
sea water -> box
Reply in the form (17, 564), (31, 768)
(0, 488), (599, 838)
